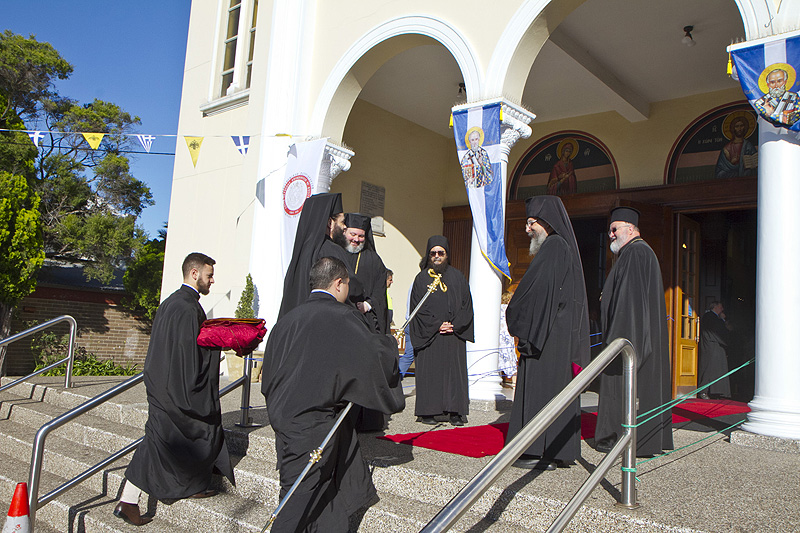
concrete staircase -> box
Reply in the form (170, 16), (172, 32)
(2, 376), (793, 532)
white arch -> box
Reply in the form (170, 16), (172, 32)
(309, 15), (483, 137)
(734, 0), (800, 40)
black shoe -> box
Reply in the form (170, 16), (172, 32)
(114, 502), (152, 526)
(449, 415), (465, 426)
(417, 416), (437, 425)
(594, 437), (616, 453)
(512, 456), (558, 470)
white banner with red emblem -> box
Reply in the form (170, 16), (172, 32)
(280, 138), (328, 273)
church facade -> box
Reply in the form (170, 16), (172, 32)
(164, 1), (800, 440)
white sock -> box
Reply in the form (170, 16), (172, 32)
(120, 479), (143, 505)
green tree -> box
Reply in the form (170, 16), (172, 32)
(0, 170), (45, 375)
(123, 229), (166, 321)
(0, 31), (156, 374)
(235, 274), (256, 319)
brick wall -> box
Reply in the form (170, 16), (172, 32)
(6, 286), (151, 376)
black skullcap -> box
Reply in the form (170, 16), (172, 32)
(610, 206), (640, 226)
(344, 213), (371, 231)
(425, 235), (450, 257)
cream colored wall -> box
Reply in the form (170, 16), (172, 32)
(511, 88), (746, 189)
(162, 0), (271, 318)
(330, 98), (460, 320)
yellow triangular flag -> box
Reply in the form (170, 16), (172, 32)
(82, 132), (105, 149)
(449, 113), (453, 128)
(184, 136), (204, 168)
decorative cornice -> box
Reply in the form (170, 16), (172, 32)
(318, 141), (355, 190)
(199, 90), (250, 117)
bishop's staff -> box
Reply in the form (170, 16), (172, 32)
(263, 269), (446, 532)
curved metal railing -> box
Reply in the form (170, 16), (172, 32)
(0, 315), (78, 393)
(422, 337), (638, 533)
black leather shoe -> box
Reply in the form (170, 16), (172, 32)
(594, 437), (616, 453)
(114, 501), (152, 526)
(449, 415), (465, 426)
(417, 416), (437, 425)
(512, 456), (558, 470)
(189, 489), (218, 499)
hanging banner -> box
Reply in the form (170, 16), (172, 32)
(280, 138), (328, 273)
(28, 131), (44, 146)
(184, 136), (204, 167)
(452, 102), (511, 279)
(82, 132), (105, 149)
(730, 31), (800, 130)
(232, 135), (250, 155)
(137, 134), (155, 153)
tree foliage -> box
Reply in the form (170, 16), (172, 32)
(123, 231), (166, 321)
(1, 31), (154, 286)
(235, 274), (256, 319)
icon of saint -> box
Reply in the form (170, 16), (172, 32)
(547, 138), (578, 195)
(460, 128), (493, 188)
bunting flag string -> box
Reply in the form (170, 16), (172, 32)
(0, 128), (320, 169)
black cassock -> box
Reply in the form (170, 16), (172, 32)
(262, 292), (404, 533)
(318, 238), (366, 308)
(596, 238), (673, 456)
(346, 248), (389, 334)
(505, 234), (590, 462)
(410, 267), (474, 417)
(126, 285), (234, 499)
(699, 310), (731, 397)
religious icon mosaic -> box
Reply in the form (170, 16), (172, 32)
(666, 102), (758, 184)
(509, 131), (618, 201)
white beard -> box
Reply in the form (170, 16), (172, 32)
(610, 239), (621, 255)
(346, 242), (365, 254)
(769, 86), (787, 99)
(528, 231), (547, 256)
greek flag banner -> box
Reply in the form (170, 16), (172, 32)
(453, 103), (511, 279)
(731, 31), (800, 130)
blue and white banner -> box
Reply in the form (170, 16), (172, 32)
(731, 32), (800, 130)
(280, 138), (328, 273)
(453, 103), (511, 279)
(232, 135), (250, 155)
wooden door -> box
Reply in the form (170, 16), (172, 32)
(673, 214), (701, 397)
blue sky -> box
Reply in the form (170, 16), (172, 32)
(3, 1), (192, 238)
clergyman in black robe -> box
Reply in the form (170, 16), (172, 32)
(595, 207), (674, 457)
(279, 192), (366, 319)
(115, 253), (234, 526)
(262, 257), (404, 533)
(698, 302), (731, 398)
(505, 196), (590, 470)
(410, 235), (474, 426)
(341, 213), (392, 432)
(343, 213), (389, 334)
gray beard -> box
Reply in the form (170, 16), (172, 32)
(528, 231), (547, 256)
(769, 86), (787, 99)
(610, 239), (621, 255)
(346, 242), (365, 254)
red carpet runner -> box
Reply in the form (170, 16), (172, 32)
(378, 399), (749, 458)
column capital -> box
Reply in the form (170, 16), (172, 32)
(317, 141), (354, 192)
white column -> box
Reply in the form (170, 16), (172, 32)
(318, 142), (354, 192)
(462, 100), (534, 400)
(741, 118), (800, 439)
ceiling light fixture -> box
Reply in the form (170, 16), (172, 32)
(682, 25), (696, 47)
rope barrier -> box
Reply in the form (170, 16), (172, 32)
(622, 357), (754, 429)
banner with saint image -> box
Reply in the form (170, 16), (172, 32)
(452, 102), (511, 279)
(730, 31), (800, 131)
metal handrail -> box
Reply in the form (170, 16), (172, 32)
(421, 337), (638, 533)
(0, 315), (78, 393)
(26, 363), (252, 529)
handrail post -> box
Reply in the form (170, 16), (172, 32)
(236, 353), (259, 427)
(619, 342), (638, 508)
(63, 315), (77, 388)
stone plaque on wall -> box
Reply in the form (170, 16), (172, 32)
(360, 181), (385, 236)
